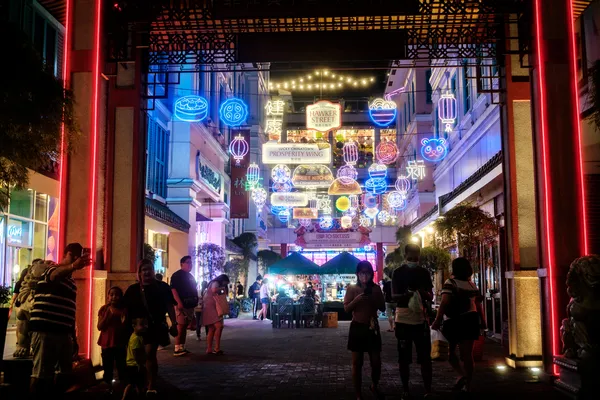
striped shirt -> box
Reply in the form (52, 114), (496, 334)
(29, 266), (77, 333)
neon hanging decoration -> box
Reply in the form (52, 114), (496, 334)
(406, 160), (427, 180)
(368, 98), (397, 127)
(246, 163), (260, 185)
(395, 175), (411, 194)
(319, 216), (334, 230)
(271, 181), (292, 193)
(438, 93), (457, 133)
(393, 197), (408, 211)
(316, 195), (332, 214)
(364, 207), (379, 219)
(251, 188), (267, 208)
(378, 210), (391, 224)
(271, 164), (292, 184)
(337, 164), (358, 184)
(271, 205), (287, 215)
(344, 208), (357, 218)
(364, 193), (378, 209)
(376, 141), (399, 164)
(174, 95), (209, 122)
(343, 141), (359, 165)
(386, 191), (406, 209)
(365, 178), (387, 195)
(341, 216), (352, 229)
(299, 218), (312, 228)
(335, 196), (351, 212)
(359, 215), (372, 228)
(219, 98), (249, 127)
(349, 195), (359, 210)
(421, 138), (448, 162)
(368, 163), (388, 180)
(229, 134), (249, 165)
(278, 209), (290, 223)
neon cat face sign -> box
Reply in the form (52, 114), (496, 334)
(420, 138), (448, 162)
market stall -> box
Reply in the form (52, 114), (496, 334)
(318, 252), (361, 320)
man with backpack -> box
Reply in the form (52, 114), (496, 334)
(248, 275), (263, 320)
(392, 244), (434, 399)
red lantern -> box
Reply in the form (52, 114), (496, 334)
(229, 134), (249, 165)
(376, 141), (399, 164)
(343, 141), (359, 165)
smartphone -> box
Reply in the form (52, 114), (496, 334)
(82, 247), (91, 259)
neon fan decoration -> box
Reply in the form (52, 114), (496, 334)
(229, 134), (249, 165)
(219, 98), (249, 127)
(421, 138), (448, 162)
(271, 181), (292, 193)
(368, 98), (397, 127)
(174, 95), (209, 122)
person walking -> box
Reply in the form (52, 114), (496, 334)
(195, 281), (208, 340)
(203, 274), (230, 355)
(236, 281), (244, 299)
(431, 257), (486, 393)
(382, 271), (395, 332)
(344, 261), (385, 400)
(248, 275), (263, 320)
(392, 244), (434, 399)
(170, 255), (198, 356)
(256, 278), (270, 321)
(124, 259), (178, 397)
(97, 286), (128, 389)
(29, 243), (90, 396)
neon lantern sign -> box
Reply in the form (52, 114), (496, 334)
(174, 95), (209, 122)
(421, 138), (448, 162)
(438, 93), (457, 133)
(220, 98), (249, 127)
(229, 134), (249, 165)
(368, 98), (397, 127)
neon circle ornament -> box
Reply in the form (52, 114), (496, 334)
(421, 138), (448, 162)
(376, 141), (399, 164)
(343, 141), (359, 165)
(378, 210), (391, 224)
(368, 98), (397, 127)
(364, 207), (379, 219)
(319, 216), (334, 230)
(219, 98), (249, 127)
(386, 191), (406, 209)
(278, 209), (290, 223)
(365, 178), (387, 195)
(229, 134), (249, 165)
(251, 188), (267, 207)
(335, 196), (351, 212)
(271, 164), (291, 184)
(337, 164), (358, 184)
(395, 175), (411, 194)
(174, 95), (209, 122)
(341, 216), (353, 229)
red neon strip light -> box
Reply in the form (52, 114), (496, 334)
(533, 0), (559, 375)
(57, 0), (72, 258)
(568, 0), (589, 254)
(88, 0), (103, 358)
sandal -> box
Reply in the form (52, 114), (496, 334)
(212, 350), (224, 355)
(452, 376), (467, 392)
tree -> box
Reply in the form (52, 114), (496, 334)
(196, 243), (226, 281)
(232, 232), (258, 260)
(420, 246), (451, 275)
(395, 226), (412, 248)
(384, 247), (404, 271)
(257, 250), (282, 275)
(0, 22), (80, 210)
(223, 258), (246, 286)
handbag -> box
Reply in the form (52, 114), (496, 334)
(214, 292), (230, 317)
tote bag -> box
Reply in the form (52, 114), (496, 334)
(214, 293), (230, 317)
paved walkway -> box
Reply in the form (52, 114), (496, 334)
(3, 317), (569, 399)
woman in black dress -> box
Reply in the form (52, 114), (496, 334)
(344, 261), (386, 399)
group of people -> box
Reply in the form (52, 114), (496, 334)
(344, 244), (486, 399)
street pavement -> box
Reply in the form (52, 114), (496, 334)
(3, 316), (570, 399)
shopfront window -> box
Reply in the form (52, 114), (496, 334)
(9, 189), (33, 219)
(35, 193), (49, 222)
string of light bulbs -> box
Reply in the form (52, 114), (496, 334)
(268, 69), (377, 91)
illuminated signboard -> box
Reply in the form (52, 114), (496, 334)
(262, 142), (331, 164)
(291, 165), (334, 188)
(196, 154), (223, 195)
(306, 100), (342, 132)
(293, 208), (319, 219)
(174, 95), (209, 122)
(270, 192), (309, 207)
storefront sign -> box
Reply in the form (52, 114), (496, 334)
(306, 101), (342, 132)
(230, 129), (251, 218)
(291, 165), (334, 188)
(196, 154), (222, 195)
(270, 192), (308, 207)
(262, 142), (331, 164)
(297, 231), (371, 249)
(7, 219), (31, 246)
(292, 208), (319, 219)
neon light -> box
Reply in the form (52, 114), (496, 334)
(344, 208), (357, 218)
(421, 138), (448, 162)
(265, 119), (283, 140)
(378, 210), (391, 224)
(271, 192), (308, 207)
(278, 209), (290, 223)
(271, 181), (292, 193)
(174, 95), (209, 122)
(316, 195), (332, 214)
(365, 178), (387, 195)
(88, 0), (103, 359)
(292, 165), (334, 188)
(343, 141), (359, 165)
(386, 191), (406, 208)
(299, 218), (313, 228)
(219, 98), (249, 127)
(271, 164), (292, 184)
(229, 134), (249, 165)
(368, 163), (388, 180)
(359, 216), (372, 228)
(271, 205), (287, 215)
(438, 93), (457, 132)
(364, 207), (379, 219)
(567, 0), (589, 254)
(341, 216), (352, 229)
(406, 160), (426, 180)
(246, 163), (260, 185)
(395, 175), (411, 194)
(306, 101), (342, 132)
(376, 141), (399, 164)
(534, 0), (558, 374)
(368, 98), (397, 127)
(364, 193), (378, 209)
(337, 164), (358, 184)
(319, 216), (334, 230)
(265, 100), (285, 116)
(251, 188), (267, 208)
(335, 196), (350, 212)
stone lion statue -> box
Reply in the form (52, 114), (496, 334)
(13, 259), (54, 358)
(561, 255), (600, 361)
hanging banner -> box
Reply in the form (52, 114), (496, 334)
(306, 100), (342, 132)
(262, 142), (331, 164)
(270, 192), (308, 207)
(295, 231), (371, 249)
(230, 129), (251, 218)
(293, 208), (319, 219)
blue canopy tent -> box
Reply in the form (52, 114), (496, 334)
(267, 252), (320, 275)
(318, 252), (361, 275)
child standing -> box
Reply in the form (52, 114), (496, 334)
(98, 286), (128, 387)
(123, 318), (148, 399)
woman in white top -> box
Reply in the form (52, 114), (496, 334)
(431, 258), (486, 392)
(256, 278), (270, 321)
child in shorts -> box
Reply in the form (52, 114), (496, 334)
(122, 317), (147, 399)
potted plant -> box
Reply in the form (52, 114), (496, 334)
(0, 285), (12, 358)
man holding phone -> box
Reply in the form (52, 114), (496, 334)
(29, 243), (91, 396)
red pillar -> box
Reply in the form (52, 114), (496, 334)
(532, 0), (588, 373)
(376, 243), (384, 283)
